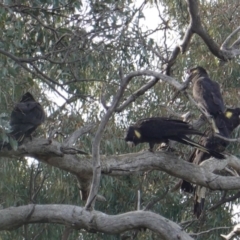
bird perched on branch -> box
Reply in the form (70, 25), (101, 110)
(180, 108), (240, 218)
(186, 66), (225, 133)
(10, 92), (45, 143)
(6, 92), (45, 147)
(125, 117), (225, 159)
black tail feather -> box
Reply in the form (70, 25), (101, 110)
(194, 185), (206, 218)
(181, 180), (194, 193)
(207, 149), (225, 159)
(194, 198), (205, 218)
(179, 136), (225, 159)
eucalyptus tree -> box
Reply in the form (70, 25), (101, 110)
(0, 0), (240, 239)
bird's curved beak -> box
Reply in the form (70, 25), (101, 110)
(127, 141), (135, 147)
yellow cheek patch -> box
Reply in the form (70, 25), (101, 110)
(191, 69), (198, 74)
(225, 111), (233, 118)
(134, 130), (141, 139)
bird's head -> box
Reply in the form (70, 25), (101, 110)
(124, 126), (142, 147)
(185, 66), (208, 82)
(20, 92), (36, 102)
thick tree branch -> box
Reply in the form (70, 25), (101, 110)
(187, 0), (240, 61)
(2, 138), (240, 193)
(0, 204), (193, 240)
(166, 0), (240, 74)
(186, 0), (225, 59)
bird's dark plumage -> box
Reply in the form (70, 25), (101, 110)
(180, 108), (240, 218)
(223, 107), (240, 133)
(180, 132), (226, 193)
(9, 92), (45, 145)
(187, 66), (225, 118)
(125, 117), (225, 159)
(187, 66), (226, 134)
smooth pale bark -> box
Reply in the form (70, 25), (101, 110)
(0, 204), (193, 240)
(1, 138), (240, 191)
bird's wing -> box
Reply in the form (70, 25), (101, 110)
(137, 118), (202, 138)
(210, 81), (225, 112)
(27, 104), (45, 125)
(10, 123), (36, 141)
(10, 102), (45, 125)
(193, 78), (225, 115)
(15, 102), (39, 113)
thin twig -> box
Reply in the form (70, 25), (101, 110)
(190, 226), (232, 237)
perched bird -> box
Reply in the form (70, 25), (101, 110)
(186, 66), (225, 133)
(10, 92), (45, 143)
(180, 108), (240, 218)
(125, 117), (225, 159)
(9, 92), (45, 145)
